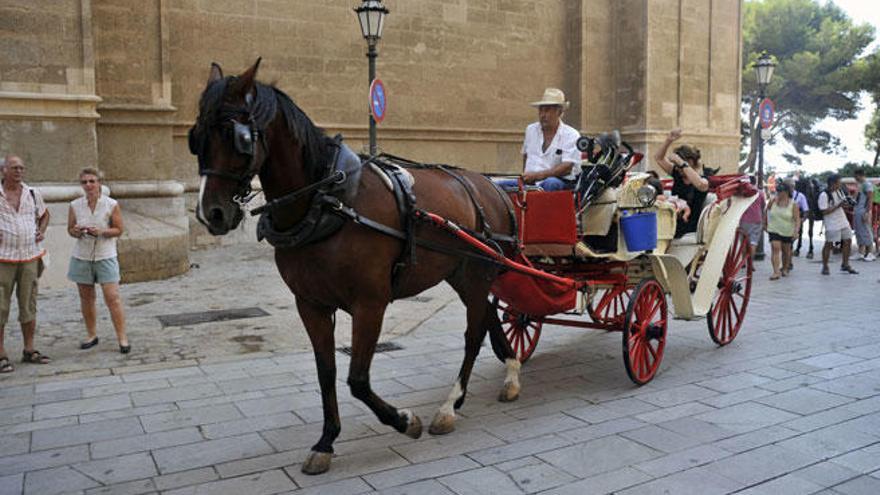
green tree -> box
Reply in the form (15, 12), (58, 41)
(740, 0), (877, 172)
(862, 53), (880, 167)
(866, 106), (880, 167)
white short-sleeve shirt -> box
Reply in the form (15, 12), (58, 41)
(521, 121), (581, 181)
(0, 182), (47, 262)
(817, 188), (850, 232)
(70, 195), (119, 261)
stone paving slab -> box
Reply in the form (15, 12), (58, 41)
(1, 244), (880, 493)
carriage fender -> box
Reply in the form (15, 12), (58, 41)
(648, 193), (756, 320)
(647, 254), (696, 320)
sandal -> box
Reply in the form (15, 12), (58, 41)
(821, 266), (830, 275)
(841, 265), (859, 274)
(769, 274), (781, 280)
(21, 349), (51, 364)
(0, 356), (13, 373)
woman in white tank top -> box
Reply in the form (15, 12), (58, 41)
(66, 167), (130, 353)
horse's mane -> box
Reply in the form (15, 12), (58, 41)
(196, 77), (331, 181)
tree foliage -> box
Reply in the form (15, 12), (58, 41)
(740, 0), (877, 171)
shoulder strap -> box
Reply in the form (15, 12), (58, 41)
(29, 188), (39, 223)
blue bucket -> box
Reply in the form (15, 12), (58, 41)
(620, 210), (657, 252)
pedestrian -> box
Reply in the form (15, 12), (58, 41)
(764, 182), (799, 280)
(67, 167), (130, 353)
(789, 178), (809, 257)
(739, 175), (766, 262)
(0, 154), (51, 373)
(853, 168), (875, 261)
(819, 174), (858, 275)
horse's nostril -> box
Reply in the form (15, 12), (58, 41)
(209, 208), (224, 224)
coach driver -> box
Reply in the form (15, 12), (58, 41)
(498, 88), (582, 191)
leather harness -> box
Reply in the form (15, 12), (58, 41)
(193, 109), (518, 291)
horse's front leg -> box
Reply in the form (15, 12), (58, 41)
(296, 299), (340, 475)
(348, 302), (423, 439)
(429, 296), (491, 435)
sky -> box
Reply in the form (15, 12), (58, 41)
(765, 0), (880, 175)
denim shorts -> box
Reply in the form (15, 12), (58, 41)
(67, 257), (121, 285)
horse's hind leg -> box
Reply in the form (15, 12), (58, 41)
(347, 302), (423, 439)
(487, 305), (522, 403)
(429, 295), (492, 435)
(296, 300), (340, 475)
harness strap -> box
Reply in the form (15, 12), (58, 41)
(250, 170), (345, 216)
(436, 166), (492, 238)
(323, 196), (507, 269)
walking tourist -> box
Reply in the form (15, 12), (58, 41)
(0, 155), (51, 373)
(653, 128), (710, 238)
(819, 174), (858, 275)
(853, 168), (875, 261)
(764, 182), (799, 280)
(67, 168), (130, 353)
(496, 88), (581, 191)
(739, 175), (766, 262)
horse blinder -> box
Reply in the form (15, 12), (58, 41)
(233, 121), (256, 156)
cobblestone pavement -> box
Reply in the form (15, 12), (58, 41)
(1, 243), (456, 384)
(1, 243), (880, 494)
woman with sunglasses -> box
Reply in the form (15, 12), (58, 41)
(66, 168), (130, 353)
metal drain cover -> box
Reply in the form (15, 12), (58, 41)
(337, 342), (404, 355)
(157, 307), (270, 327)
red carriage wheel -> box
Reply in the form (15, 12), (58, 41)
(490, 298), (542, 364)
(588, 286), (632, 327)
(707, 229), (753, 346)
(621, 278), (668, 385)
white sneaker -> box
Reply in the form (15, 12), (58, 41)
(864, 253), (876, 262)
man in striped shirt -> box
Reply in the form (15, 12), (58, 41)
(0, 154), (51, 373)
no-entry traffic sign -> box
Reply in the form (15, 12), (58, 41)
(759, 98), (775, 129)
(370, 79), (386, 124)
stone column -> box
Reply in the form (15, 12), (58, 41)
(577, 0), (742, 173)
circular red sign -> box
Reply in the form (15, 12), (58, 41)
(759, 98), (775, 129)
(369, 79), (387, 124)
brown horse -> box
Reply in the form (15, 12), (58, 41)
(190, 60), (523, 474)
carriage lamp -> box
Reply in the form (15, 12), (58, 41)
(753, 52), (776, 260)
(637, 185), (658, 207)
(354, 0), (389, 155)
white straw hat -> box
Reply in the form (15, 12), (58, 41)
(530, 88), (569, 109)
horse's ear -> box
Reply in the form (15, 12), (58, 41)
(236, 57), (262, 97)
(207, 63), (223, 85)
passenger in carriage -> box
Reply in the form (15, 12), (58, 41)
(652, 128), (710, 238)
(645, 173), (691, 222)
(496, 88), (581, 192)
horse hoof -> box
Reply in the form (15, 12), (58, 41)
(428, 412), (455, 435)
(403, 412), (423, 439)
(498, 382), (520, 403)
(301, 451), (332, 475)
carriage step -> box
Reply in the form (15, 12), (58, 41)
(337, 342), (404, 355)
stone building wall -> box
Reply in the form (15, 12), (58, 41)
(0, 0), (743, 285)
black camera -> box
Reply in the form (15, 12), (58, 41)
(843, 195), (857, 207)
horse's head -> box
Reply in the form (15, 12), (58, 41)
(190, 59), (273, 235)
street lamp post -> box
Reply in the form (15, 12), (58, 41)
(754, 53), (776, 260)
(354, 0), (389, 156)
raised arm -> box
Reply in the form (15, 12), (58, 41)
(653, 128), (682, 175)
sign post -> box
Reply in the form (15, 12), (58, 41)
(759, 98), (775, 129)
(370, 78), (386, 124)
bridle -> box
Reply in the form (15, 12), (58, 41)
(189, 104), (267, 205)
